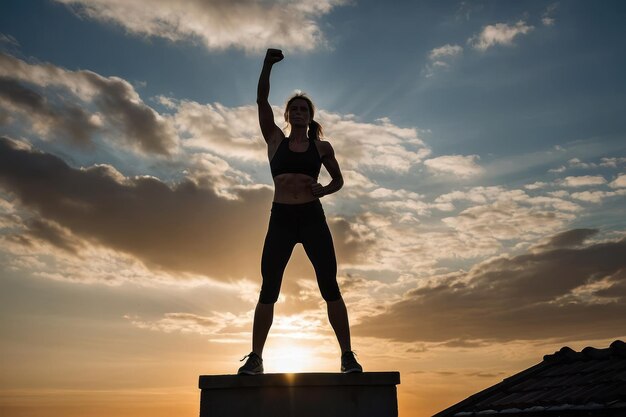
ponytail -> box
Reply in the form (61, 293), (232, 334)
(308, 120), (324, 141)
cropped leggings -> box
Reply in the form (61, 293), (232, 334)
(259, 199), (341, 304)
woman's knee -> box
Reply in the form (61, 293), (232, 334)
(320, 281), (342, 302)
(259, 287), (280, 304)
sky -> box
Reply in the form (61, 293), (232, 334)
(1, 1), (626, 416)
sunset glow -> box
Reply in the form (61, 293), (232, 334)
(264, 344), (320, 374)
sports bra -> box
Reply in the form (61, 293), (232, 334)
(270, 136), (322, 180)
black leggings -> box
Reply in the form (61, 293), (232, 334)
(259, 199), (341, 304)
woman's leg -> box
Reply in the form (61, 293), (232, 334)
(301, 217), (352, 354)
(252, 302), (274, 356)
(327, 297), (352, 353)
(254, 212), (296, 357)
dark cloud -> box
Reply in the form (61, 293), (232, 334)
(161, 313), (220, 328)
(0, 136), (268, 280)
(0, 52), (177, 155)
(24, 218), (84, 254)
(466, 371), (506, 378)
(536, 228), (599, 250)
(0, 77), (98, 145)
(338, 273), (370, 291)
(84, 72), (176, 155)
(0, 77), (46, 110)
(0, 138), (371, 284)
(405, 345), (428, 353)
(438, 339), (487, 349)
(354, 232), (626, 344)
(596, 269), (626, 298)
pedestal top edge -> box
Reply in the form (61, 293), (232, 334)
(199, 372), (400, 389)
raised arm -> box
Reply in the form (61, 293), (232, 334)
(257, 49), (284, 144)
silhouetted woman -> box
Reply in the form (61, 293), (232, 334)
(238, 48), (362, 374)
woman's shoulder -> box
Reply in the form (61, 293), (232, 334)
(268, 129), (287, 147)
(315, 139), (335, 157)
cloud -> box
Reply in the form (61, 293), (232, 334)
(2, 51), (429, 174)
(429, 44), (463, 60)
(568, 157), (597, 169)
(570, 190), (626, 204)
(469, 21), (534, 51)
(125, 312), (224, 335)
(170, 99), (264, 162)
(610, 174), (626, 189)
(560, 175), (607, 187)
(0, 52), (178, 155)
(324, 183), (585, 275)
(429, 186), (581, 258)
(0, 209), (231, 287)
(0, 33), (20, 47)
(54, 0), (348, 52)
(20, 218), (85, 255)
(455, 2), (483, 22)
(442, 199), (575, 242)
(0, 76), (99, 146)
(532, 228), (599, 252)
(354, 232), (626, 343)
(424, 155), (483, 178)
(524, 181), (549, 190)
(424, 44), (463, 77)
(169, 97), (430, 174)
(0, 137), (372, 284)
(542, 3), (558, 26)
(547, 157), (626, 174)
(0, 52), (431, 286)
(549, 165), (566, 173)
(315, 114), (431, 173)
(126, 308), (330, 342)
(601, 158), (626, 168)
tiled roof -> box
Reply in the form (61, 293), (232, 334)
(433, 340), (626, 417)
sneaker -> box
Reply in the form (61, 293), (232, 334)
(238, 352), (264, 375)
(341, 351), (363, 373)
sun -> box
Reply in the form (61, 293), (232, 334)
(263, 344), (320, 373)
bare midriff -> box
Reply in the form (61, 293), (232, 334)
(273, 173), (317, 204)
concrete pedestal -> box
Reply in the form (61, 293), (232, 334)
(199, 372), (400, 417)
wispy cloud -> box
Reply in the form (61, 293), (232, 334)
(424, 154), (483, 178)
(542, 3), (559, 26)
(0, 33), (20, 47)
(320, 115), (430, 173)
(601, 158), (626, 168)
(610, 174), (626, 189)
(560, 175), (607, 187)
(570, 190), (626, 204)
(429, 44), (463, 61)
(469, 20), (534, 51)
(125, 309), (329, 342)
(531, 228), (599, 252)
(548, 157), (626, 174)
(424, 44), (463, 77)
(54, 0), (348, 52)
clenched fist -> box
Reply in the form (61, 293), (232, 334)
(264, 48), (284, 65)
(311, 182), (326, 197)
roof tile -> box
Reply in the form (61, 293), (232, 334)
(434, 340), (626, 417)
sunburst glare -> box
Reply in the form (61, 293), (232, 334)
(263, 343), (320, 373)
